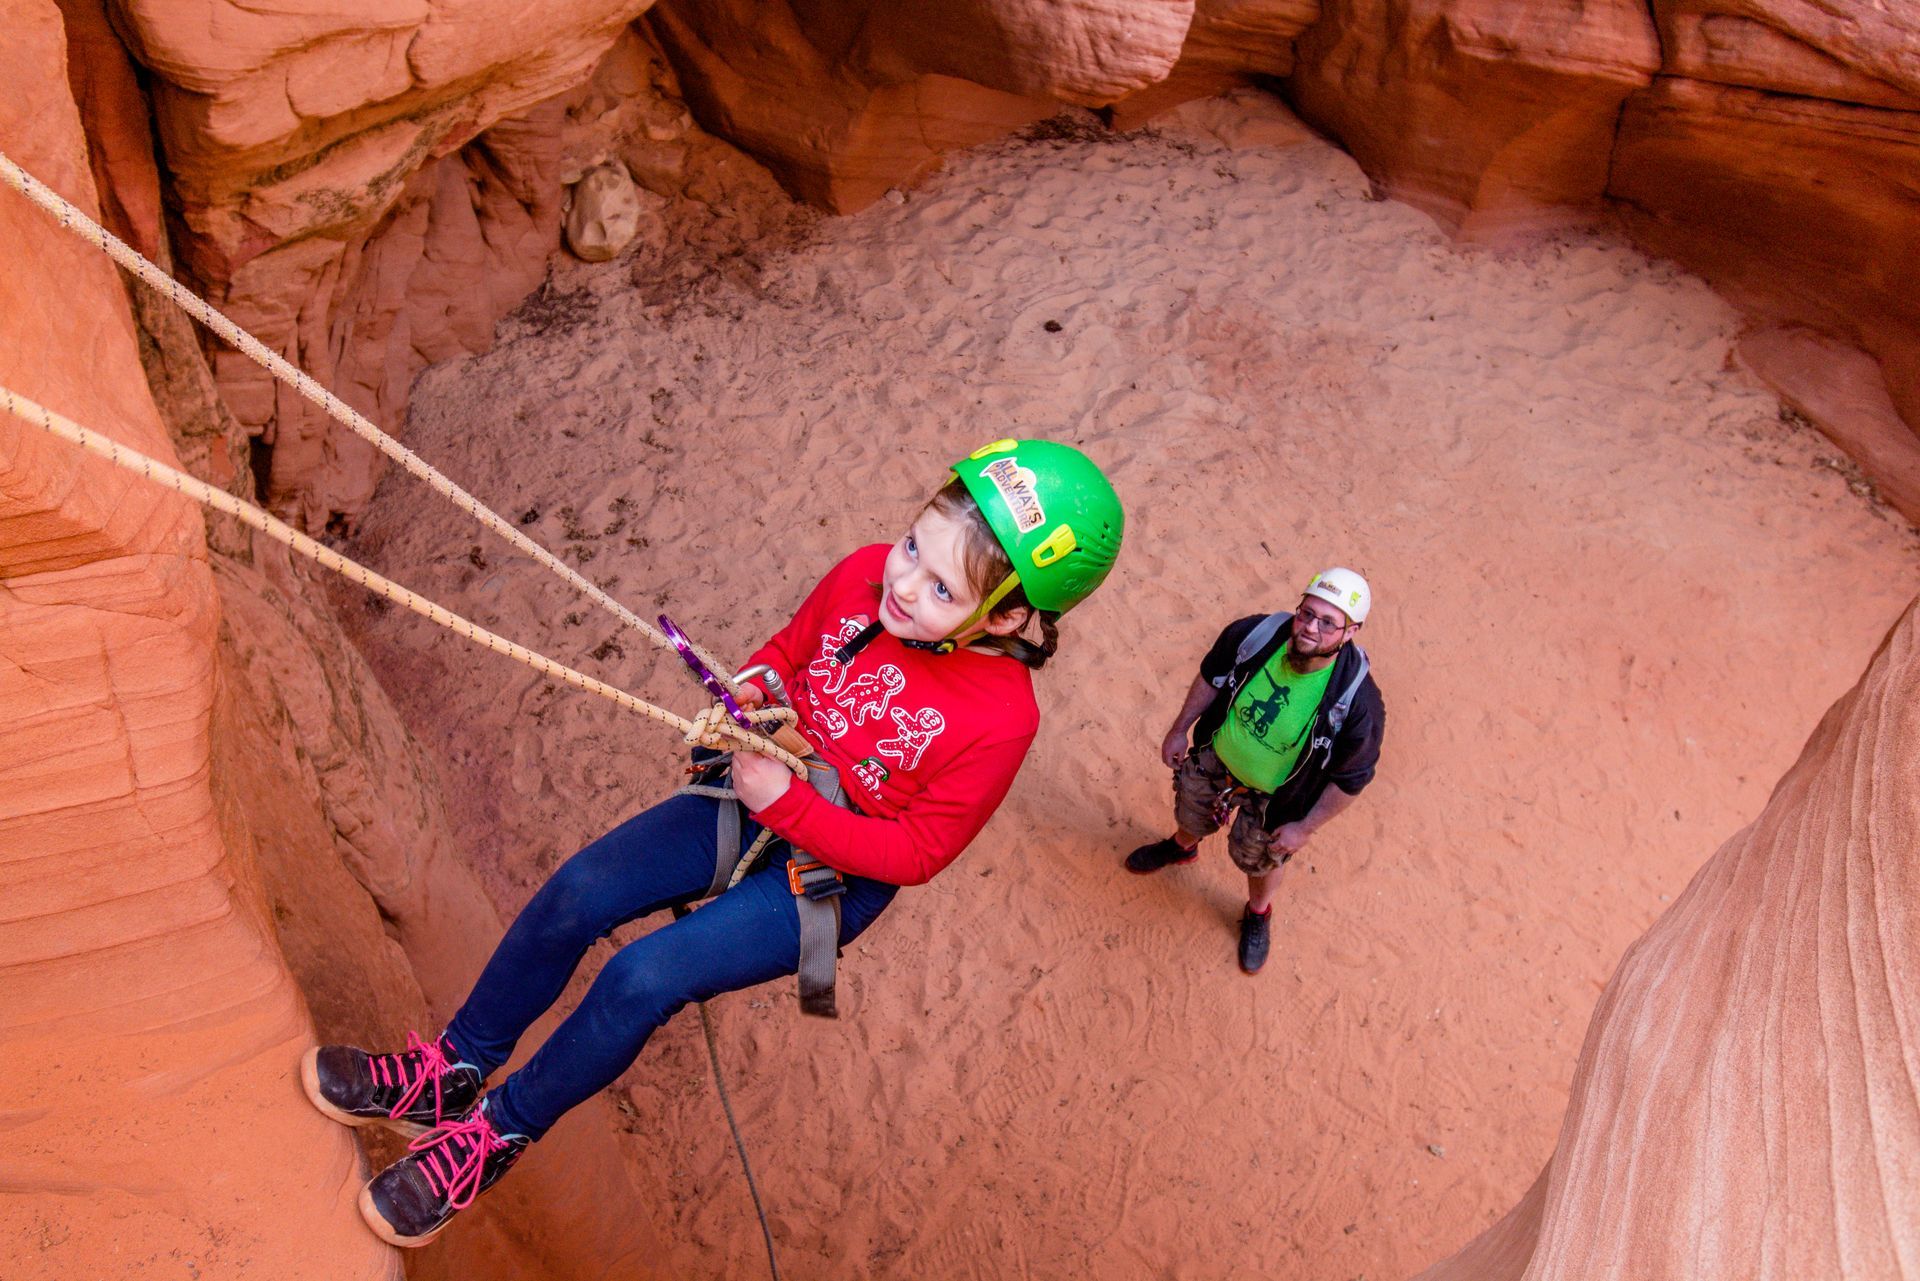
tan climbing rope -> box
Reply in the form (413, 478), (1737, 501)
(0, 383), (808, 776)
(0, 148), (740, 690)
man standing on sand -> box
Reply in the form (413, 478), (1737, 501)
(1125, 569), (1385, 974)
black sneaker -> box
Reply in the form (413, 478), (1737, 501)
(1124, 837), (1199, 874)
(1238, 905), (1272, 974)
(360, 1098), (529, 1247)
(302, 1032), (482, 1135)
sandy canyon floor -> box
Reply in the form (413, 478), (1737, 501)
(338, 96), (1920, 1279)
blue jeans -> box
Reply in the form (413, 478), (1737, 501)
(444, 790), (898, 1139)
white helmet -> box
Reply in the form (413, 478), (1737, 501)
(1302, 567), (1371, 625)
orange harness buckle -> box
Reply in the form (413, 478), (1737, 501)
(787, 857), (846, 900)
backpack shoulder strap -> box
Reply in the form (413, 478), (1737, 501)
(1326, 644), (1370, 734)
(1216, 611), (1291, 687)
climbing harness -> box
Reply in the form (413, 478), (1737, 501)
(676, 760), (852, 1016)
(660, 617), (850, 1018)
(1, 146), (853, 1012)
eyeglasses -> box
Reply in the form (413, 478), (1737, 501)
(1294, 609), (1349, 634)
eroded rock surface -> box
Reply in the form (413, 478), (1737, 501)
(96, 1), (683, 531)
(1288, 0), (1661, 237)
(9, 4), (1920, 1277)
(0, 4), (394, 1276)
(1739, 325), (1920, 523)
(647, 2), (1060, 211)
(5, 7), (681, 1274)
(214, 543), (675, 1281)
(1108, 0), (1316, 128)
(1608, 3), (1920, 522)
(61, 0), (1916, 528)
(1416, 598), (1920, 1279)
(1653, 0), (1920, 109)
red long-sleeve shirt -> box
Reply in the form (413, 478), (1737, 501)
(742, 544), (1039, 886)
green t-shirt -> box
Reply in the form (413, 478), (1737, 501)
(1212, 648), (1337, 793)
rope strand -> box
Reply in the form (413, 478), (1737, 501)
(0, 148), (741, 690)
(0, 384), (806, 775)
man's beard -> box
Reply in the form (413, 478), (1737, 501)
(1289, 637), (1337, 664)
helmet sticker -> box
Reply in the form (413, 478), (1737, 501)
(981, 457), (1047, 534)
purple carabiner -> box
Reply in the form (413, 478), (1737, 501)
(658, 613), (757, 732)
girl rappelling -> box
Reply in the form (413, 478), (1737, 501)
(300, 438), (1125, 1246)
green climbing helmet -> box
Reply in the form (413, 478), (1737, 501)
(950, 437), (1124, 619)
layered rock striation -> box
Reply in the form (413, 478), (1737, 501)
(108, 0), (656, 529)
(3, 5), (679, 1274)
(1417, 598), (1920, 1280)
(6, 1), (1920, 1276)
(1287, 0), (1662, 237)
(0, 4), (395, 1275)
(647, 0), (1196, 209)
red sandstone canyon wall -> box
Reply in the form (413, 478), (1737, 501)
(1287, 0), (1662, 238)
(1416, 598), (1920, 1280)
(8, 2), (1920, 1276)
(98, 0), (678, 530)
(211, 544), (679, 1281)
(646, 0), (1196, 210)
(1609, 0), (1920, 522)
(0, 4), (395, 1275)
(3, 5), (680, 1275)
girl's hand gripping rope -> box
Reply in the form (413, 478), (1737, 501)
(729, 744), (794, 812)
(680, 700), (808, 785)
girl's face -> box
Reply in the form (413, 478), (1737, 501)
(879, 506), (1027, 645)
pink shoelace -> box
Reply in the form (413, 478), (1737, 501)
(409, 1110), (508, 1210)
(370, 1030), (454, 1122)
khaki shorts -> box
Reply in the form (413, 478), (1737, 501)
(1173, 744), (1288, 876)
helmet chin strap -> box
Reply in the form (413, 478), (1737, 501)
(901, 571), (1023, 655)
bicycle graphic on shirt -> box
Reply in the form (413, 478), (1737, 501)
(1237, 679), (1292, 738)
